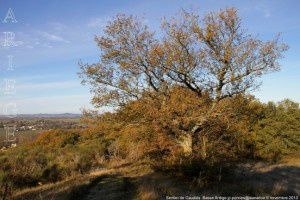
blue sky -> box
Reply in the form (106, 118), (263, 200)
(0, 0), (299, 114)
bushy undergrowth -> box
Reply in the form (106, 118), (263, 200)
(253, 100), (300, 160)
(0, 89), (299, 196)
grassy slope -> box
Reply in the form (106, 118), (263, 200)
(12, 155), (300, 200)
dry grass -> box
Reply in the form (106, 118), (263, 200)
(271, 182), (287, 196)
(11, 154), (300, 199)
(13, 168), (116, 200)
(137, 183), (159, 200)
(12, 160), (152, 200)
(279, 153), (300, 167)
(226, 154), (300, 196)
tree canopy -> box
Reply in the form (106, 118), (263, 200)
(80, 8), (288, 108)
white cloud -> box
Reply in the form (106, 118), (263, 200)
(87, 17), (110, 28)
(254, 4), (272, 18)
(48, 22), (67, 31)
(263, 9), (271, 18)
(26, 45), (34, 49)
(16, 74), (62, 82)
(39, 31), (70, 43)
(0, 94), (92, 114)
(16, 81), (80, 90)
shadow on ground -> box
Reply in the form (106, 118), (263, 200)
(77, 174), (136, 200)
(215, 164), (300, 196)
(13, 161), (300, 200)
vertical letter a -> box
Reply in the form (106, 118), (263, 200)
(3, 8), (17, 23)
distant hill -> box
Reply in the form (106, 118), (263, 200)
(0, 113), (81, 119)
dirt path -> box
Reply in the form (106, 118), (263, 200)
(68, 159), (300, 199)
(12, 156), (300, 199)
(233, 160), (300, 195)
(80, 175), (136, 200)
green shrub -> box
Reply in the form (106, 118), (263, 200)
(253, 99), (300, 160)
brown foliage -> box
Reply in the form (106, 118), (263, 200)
(79, 8), (287, 108)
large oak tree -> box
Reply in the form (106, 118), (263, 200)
(79, 8), (288, 156)
(80, 8), (287, 108)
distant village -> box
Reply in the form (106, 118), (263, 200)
(0, 118), (85, 151)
